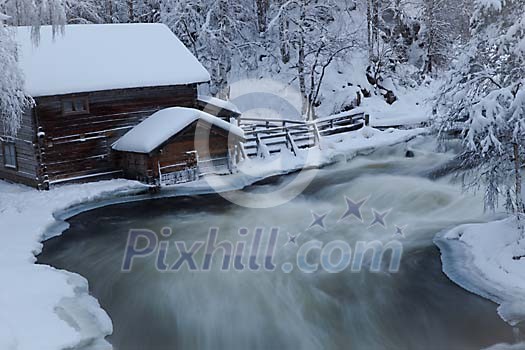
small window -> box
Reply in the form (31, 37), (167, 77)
(2, 142), (17, 169)
(62, 97), (89, 115)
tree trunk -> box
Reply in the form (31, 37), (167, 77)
(108, 0), (113, 22)
(372, 0), (380, 55)
(367, 0), (373, 60)
(127, 0), (134, 22)
(298, 34), (307, 116)
(297, 4), (307, 116)
(279, 13), (290, 64)
(215, 0), (232, 99)
(255, 0), (270, 33)
(514, 143), (525, 260)
(514, 143), (524, 215)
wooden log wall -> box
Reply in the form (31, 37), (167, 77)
(0, 110), (39, 187)
(34, 84), (198, 186)
(117, 120), (238, 184)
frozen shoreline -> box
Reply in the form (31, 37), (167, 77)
(0, 127), (424, 350)
(435, 217), (525, 328)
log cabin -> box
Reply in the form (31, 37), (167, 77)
(0, 23), (242, 189)
(112, 107), (244, 185)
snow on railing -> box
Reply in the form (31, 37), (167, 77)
(197, 157), (232, 176)
(240, 111), (368, 158)
(159, 165), (198, 186)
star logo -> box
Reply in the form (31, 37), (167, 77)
(309, 211), (329, 230)
(369, 209), (391, 228)
(394, 225), (407, 237)
(286, 232), (301, 246)
(339, 196), (367, 222)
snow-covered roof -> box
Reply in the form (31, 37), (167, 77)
(15, 24), (210, 97)
(112, 107), (244, 154)
(198, 95), (241, 114)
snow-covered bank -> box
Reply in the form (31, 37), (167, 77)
(435, 217), (525, 327)
(0, 126), (423, 350)
(0, 180), (148, 350)
(483, 342), (525, 350)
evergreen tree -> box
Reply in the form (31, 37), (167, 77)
(435, 0), (525, 256)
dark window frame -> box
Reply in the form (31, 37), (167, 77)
(2, 141), (17, 170)
(62, 97), (90, 116)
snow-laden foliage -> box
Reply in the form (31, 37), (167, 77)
(0, 0), (66, 136)
(160, 0), (364, 117)
(0, 13), (32, 136)
(435, 0), (525, 220)
(1, 0), (66, 41)
(1, 0), (472, 119)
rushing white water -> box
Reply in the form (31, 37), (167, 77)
(39, 138), (517, 350)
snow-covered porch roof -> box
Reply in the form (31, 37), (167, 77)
(15, 23), (211, 97)
(112, 107), (245, 154)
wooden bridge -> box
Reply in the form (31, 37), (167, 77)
(239, 111), (369, 158)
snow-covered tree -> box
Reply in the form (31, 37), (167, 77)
(0, 12), (32, 136)
(1, 0), (66, 39)
(162, 0), (259, 98)
(421, 0), (449, 73)
(435, 0), (525, 256)
(0, 0), (66, 136)
(267, 0), (360, 119)
(65, 0), (104, 24)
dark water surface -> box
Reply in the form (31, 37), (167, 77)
(39, 140), (517, 350)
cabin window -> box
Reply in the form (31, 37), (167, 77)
(62, 97), (89, 115)
(2, 142), (17, 169)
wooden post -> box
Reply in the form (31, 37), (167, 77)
(239, 142), (247, 160)
(285, 130), (298, 156)
(158, 161), (162, 186)
(312, 123), (322, 150)
(256, 133), (264, 158)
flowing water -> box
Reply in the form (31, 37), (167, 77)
(39, 138), (517, 350)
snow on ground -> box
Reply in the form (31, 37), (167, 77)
(435, 217), (525, 327)
(227, 54), (437, 127)
(215, 127), (425, 193)
(363, 81), (437, 127)
(0, 126), (423, 350)
(0, 180), (148, 350)
(483, 342), (525, 350)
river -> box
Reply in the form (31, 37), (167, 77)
(38, 137), (518, 350)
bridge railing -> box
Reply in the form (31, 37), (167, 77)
(239, 111), (368, 158)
